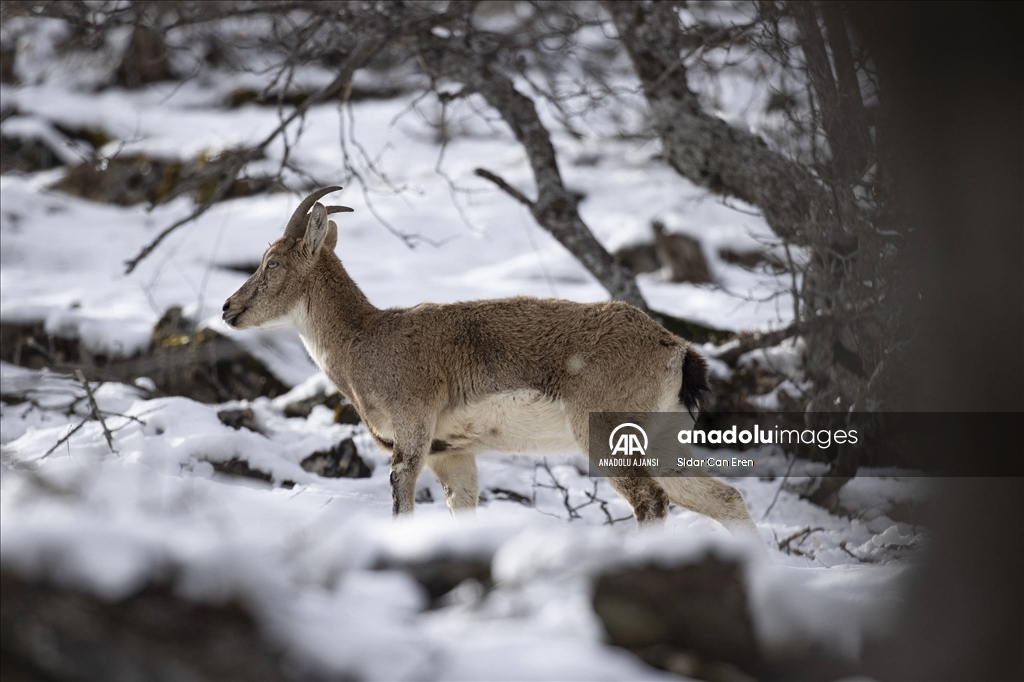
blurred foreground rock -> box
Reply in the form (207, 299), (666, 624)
(0, 571), (289, 682)
(593, 555), (856, 681)
(375, 555), (492, 608)
(593, 555), (758, 681)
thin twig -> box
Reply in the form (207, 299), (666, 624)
(777, 526), (824, 554)
(42, 419), (88, 459)
(761, 453), (797, 521)
(75, 370), (115, 453)
(583, 483), (632, 525)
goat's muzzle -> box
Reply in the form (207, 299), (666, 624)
(222, 298), (244, 328)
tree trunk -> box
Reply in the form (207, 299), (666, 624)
(606, 1), (895, 414)
(604, 0), (830, 246)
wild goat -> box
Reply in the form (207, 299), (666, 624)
(223, 188), (759, 535)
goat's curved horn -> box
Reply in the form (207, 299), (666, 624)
(325, 205), (354, 214)
(283, 186), (343, 239)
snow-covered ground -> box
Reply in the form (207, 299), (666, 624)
(2, 42), (925, 679)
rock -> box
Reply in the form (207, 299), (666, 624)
(0, 320), (83, 370)
(653, 220), (712, 284)
(0, 308), (289, 404)
(51, 151), (281, 207)
(52, 123), (114, 151)
(333, 401), (362, 425)
(0, 115), (78, 175)
(719, 247), (787, 274)
(592, 555), (758, 675)
(217, 407), (261, 433)
(146, 307), (289, 404)
(300, 438), (371, 479)
(0, 133), (66, 174)
(283, 392), (361, 424)
(375, 555), (492, 607)
(0, 44), (16, 85)
(613, 222), (714, 284)
(51, 154), (181, 206)
(614, 242), (661, 275)
(210, 457), (273, 484)
(0, 570), (290, 681)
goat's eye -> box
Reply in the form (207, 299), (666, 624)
(266, 261), (280, 270)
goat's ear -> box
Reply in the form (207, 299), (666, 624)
(304, 203), (331, 256)
(323, 220), (338, 253)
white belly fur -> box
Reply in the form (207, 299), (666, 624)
(439, 389), (579, 455)
(367, 390), (579, 456)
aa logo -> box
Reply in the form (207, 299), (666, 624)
(609, 423), (648, 457)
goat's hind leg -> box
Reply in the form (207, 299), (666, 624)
(567, 406), (668, 526)
(605, 473), (671, 525)
(657, 475), (759, 536)
(426, 452), (479, 516)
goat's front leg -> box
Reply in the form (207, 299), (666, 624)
(389, 420), (432, 517)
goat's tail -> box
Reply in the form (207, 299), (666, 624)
(678, 346), (712, 419)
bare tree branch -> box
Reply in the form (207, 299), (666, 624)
(123, 40), (383, 274)
(473, 168), (533, 207)
(710, 314), (835, 366)
(422, 42), (649, 311)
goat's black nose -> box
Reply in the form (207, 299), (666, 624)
(222, 300), (231, 312)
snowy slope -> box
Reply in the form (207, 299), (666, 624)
(1, 44), (923, 679)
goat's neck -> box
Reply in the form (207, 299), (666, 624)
(293, 255), (376, 371)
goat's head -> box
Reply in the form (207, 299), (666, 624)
(222, 187), (352, 329)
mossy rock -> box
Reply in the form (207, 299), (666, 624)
(52, 123), (114, 151)
(51, 154), (180, 206)
(147, 306), (289, 403)
(1, 307), (289, 404)
(50, 150), (281, 207)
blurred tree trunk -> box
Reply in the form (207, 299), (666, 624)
(604, 0), (913, 503)
(850, 2), (1023, 678)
